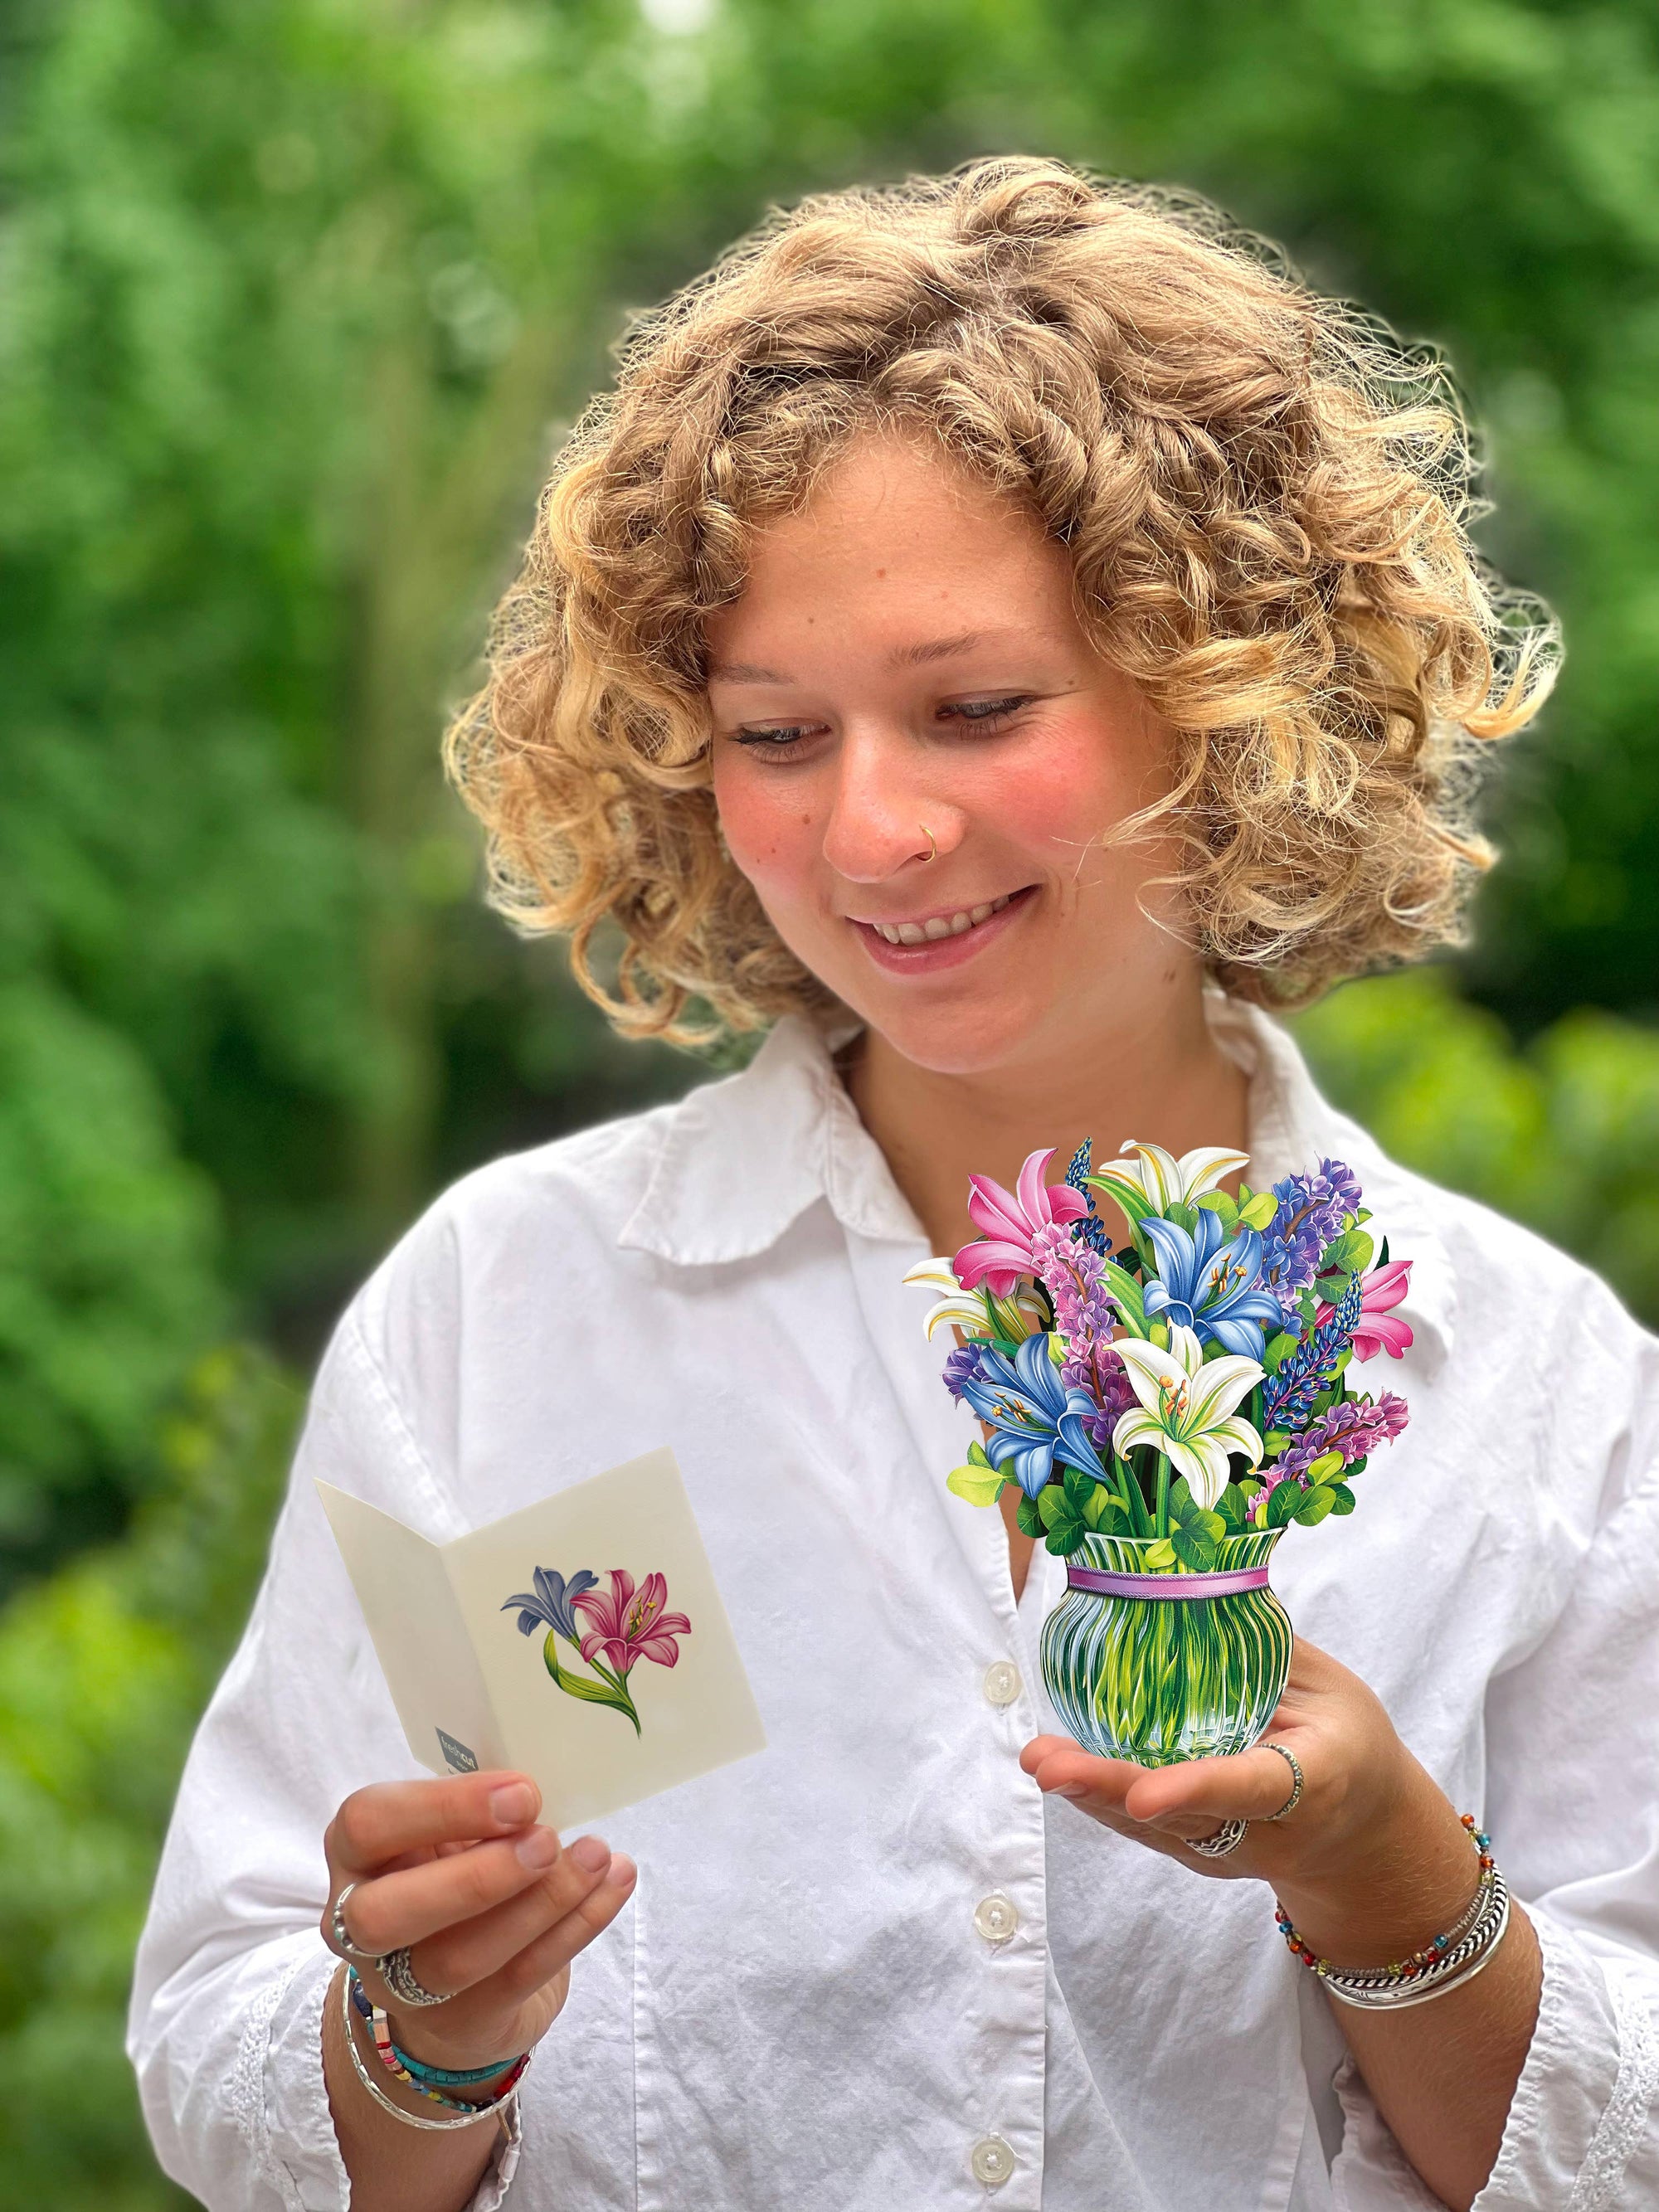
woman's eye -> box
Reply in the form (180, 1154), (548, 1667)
(731, 725), (818, 756)
(942, 695), (1032, 728)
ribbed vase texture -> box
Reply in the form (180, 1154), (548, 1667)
(1040, 1529), (1292, 1767)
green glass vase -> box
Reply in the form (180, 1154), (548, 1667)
(1039, 1528), (1292, 1767)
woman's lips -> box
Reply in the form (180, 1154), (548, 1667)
(848, 885), (1037, 973)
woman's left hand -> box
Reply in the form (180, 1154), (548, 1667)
(1021, 1633), (1481, 1962)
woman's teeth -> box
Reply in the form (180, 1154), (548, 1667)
(871, 894), (1012, 946)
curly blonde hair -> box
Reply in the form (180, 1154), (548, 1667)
(447, 154), (1555, 1044)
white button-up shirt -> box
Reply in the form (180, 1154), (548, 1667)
(130, 996), (1659, 2210)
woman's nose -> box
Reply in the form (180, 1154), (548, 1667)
(820, 733), (961, 884)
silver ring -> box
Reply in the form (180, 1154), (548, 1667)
(1261, 1742), (1304, 1822)
(328, 1882), (379, 1962)
(1186, 1817), (1248, 1859)
(378, 1945), (450, 2008)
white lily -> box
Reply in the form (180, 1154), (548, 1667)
(1112, 1325), (1265, 1507)
(902, 1257), (1045, 1343)
(1091, 1140), (1250, 1217)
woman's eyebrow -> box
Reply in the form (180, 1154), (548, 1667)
(708, 628), (1038, 686)
(706, 659), (791, 684)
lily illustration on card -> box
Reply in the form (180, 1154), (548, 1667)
(503, 1565), (691, 1736)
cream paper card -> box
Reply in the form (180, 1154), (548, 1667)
(317, 1446), (766, 1830)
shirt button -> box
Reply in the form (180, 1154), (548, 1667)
(973, 1894), (1019, 1944)
(982, 1660), (1021, 1706)
(970, 2135), (1015, 2187)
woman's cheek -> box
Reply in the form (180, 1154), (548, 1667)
(710, 766), (820, 902)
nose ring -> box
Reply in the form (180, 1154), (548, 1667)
(918, 824), (937, 864)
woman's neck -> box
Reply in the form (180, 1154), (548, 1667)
(843, 981), (1250, 1259)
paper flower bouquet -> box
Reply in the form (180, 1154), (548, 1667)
(905, 1141), (1411, 1766)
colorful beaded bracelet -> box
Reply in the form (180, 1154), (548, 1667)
(1276, 1814), (1499, 1990)
(347, 1968), (531, 2113)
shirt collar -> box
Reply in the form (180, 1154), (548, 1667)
(617, 996), (1456, 1363)
(617, 1016), (921, 1266)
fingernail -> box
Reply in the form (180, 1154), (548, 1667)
(609, 1853), (638, 1888)
(1055, 1784), (1087, 1800)
(514, 1826), (561, 1869)
(489, 1782), (537, 1826)
(569, 1834), (611, 1873)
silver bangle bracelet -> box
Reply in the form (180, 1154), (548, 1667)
(1321, 1874), (1512, 2010)
(338, 1967), (513, 2132)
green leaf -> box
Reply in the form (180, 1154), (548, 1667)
(1304, 1450), (1345, 1484)
(1195, 1190), (1238, 1229)
(1214, 1481), (1251, 1532)
(1170, 1523), (1219, 1571)
(1292, 1485), (1338, 1526)
(946, 1465), (1006, 1507)
(1266, 1478), (1304, 1528)
(1061, 1463), (1098, 1515)
(1320, 1228), (1374, 1277)
(1139, 1538), (1179, 1571)
(1097, 1257), (1148, 1336)
(1238, 1189), (1278, 1231)
(1037, 1485), (1067, 1531)
(1165, 1199), (1199, 1234)
(966, 1439), (992, 1469)
(1082, 1486), (1127, 1532)
(1168, 1473), (1196, 1518)
(1328, 1482), (1358, 1515)
(1044, 1514), (1087, 1556)
(1015, 1491), (1044, 1539)
(1262, 1331), (1299, 1374)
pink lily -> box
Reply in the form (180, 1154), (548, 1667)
(1319, 1257), (1414, 1361)
(953, 1148), (1089, 1296)
(572, 1568), (692, 1677)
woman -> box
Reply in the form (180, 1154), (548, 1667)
(130, 158), (1659, 2212)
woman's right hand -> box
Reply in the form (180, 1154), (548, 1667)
(321, 1767), (636, 2073)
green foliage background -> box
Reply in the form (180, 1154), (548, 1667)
(2, 0), (1658, 2199)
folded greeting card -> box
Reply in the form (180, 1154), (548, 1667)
(317, 1446), (766, 1830)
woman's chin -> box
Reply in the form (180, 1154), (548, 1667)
(849, 990), (1058, 1079)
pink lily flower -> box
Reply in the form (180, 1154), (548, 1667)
(572, 1568), (692, 1676)
(953, 1147), (1089, 1296)
(1319, 1257), (1414, 1361)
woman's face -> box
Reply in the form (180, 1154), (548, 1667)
(707, 433), (1184, 1077)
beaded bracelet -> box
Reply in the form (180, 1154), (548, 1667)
(338, 1968), (519, 2132)
(347, 1969), (531, 2115)
(1276, 1815), (1511, 2010)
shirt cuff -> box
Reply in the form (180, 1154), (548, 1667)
(1329, 1905), (1659, 2212)
(263, 1939), (351, 2210)
(1476, 1907), (1659, 2211)
(262, 1938), (523, 2212)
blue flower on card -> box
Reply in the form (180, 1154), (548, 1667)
(502, 1565), (598, 1644)
(1141, 1211), (1284, 1360)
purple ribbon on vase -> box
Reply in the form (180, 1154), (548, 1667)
(1065, 1563), (1272, 1601)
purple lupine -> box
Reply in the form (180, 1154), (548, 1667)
(1032, 1221), (1115, 1354)
(1274, 1391), (1409, 1481)
(1261, 1274), (1363, 1432)
(1064, 1341), (1138, 1448)
(942, 1343), (988, 1403)
(1262, 1158), (1363, 1316)
(1031, 1218), (1128, 1438)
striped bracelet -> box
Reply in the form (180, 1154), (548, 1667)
(347, 1968), (531, 2113)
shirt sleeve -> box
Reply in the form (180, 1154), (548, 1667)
(1335, 1288), (1659, 2210)
(126, 1302), (520, 2212)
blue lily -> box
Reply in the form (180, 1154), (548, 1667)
(502, 1565), (598, 1643)
(1141, 1212), (1284, 1360)
(961, 1332), (1104, 1497)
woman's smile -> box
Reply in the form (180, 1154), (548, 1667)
(847, 884), (1034, 968)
